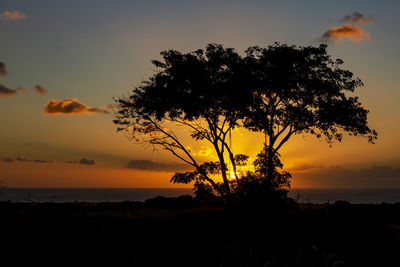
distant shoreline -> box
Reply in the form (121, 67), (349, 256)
(1, 187), (400, 204)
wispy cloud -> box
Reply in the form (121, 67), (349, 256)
(43, 98), (109, 115)
(66, 158), (96, 165)
(34, 85), (47, 95)
(1, 156), (52, 163)
(125, 159), (190, 172)
(339, 12), (373, 25)
(1, 156), (98, 165)
(293, 165), (400, 188)
(0, 10), (27, 21)
(0, 61), (47, 97)
(1, 85), (48, 97)
(0, 84), (16, 97)
(1, 157), (15, 163)
(320, 24), (370, 44)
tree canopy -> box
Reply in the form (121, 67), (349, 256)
(114, 43), (377, 202)
(243, 43), (377, 183)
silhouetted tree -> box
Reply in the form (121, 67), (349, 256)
(230, 147), (291, 205)
(114, 44), (254, 200)
(243, 43), (377, 184)
(114, 43), (376, 202)
(252, 146), (291, 189)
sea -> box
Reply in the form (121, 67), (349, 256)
(1, 188), (400, 204)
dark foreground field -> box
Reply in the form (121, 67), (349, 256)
(1, 197), (399, 267)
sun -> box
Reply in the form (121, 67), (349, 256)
(230, 171), (240, 179)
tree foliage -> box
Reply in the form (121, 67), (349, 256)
(253, 146), (291, 189)
(243, 43), (377, 183)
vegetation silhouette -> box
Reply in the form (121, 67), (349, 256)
(114, 43), (377, 203)
(1, 200), (400, 266)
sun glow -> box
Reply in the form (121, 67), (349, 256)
(230, 170), (240, 179)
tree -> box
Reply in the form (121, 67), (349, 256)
(114, 43), (377, 202)
(243, 43), (377, 184)
(114, 44), (252, 200)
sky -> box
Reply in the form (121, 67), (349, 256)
(0, 0), (399, 188)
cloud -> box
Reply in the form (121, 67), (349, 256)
(66, 158), (96, 165)
(125, 159), (190, 172)
(0, 61), (46, 97)
(339, 12), (373, 25)
(320, 24), (371, 44)
(79, 158), (96, 165)
(0, 84), (16, 97)
(0, 61), (6, 76)
(32, 159), (53, 163)
(0, 10), (28, 21)
(1, 85), (48, 97)
(359, 165), (400, 178)
(1, 157), (15, 163)
(34, 85), (47, 95)
(43, 98), (109, 115)
(293, 165), (400, 188)
(15, 156), (30, 162)
(0, 156), (52, 163)
(287, 162), (322, 172)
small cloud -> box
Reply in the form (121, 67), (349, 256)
(66, 158), (96, 165)
(0, 156), (52, 163)
(1, 157), (15, 163)
(32, 159), (53, 163)
(79, 158), (96, 165)
(125, 159), (190, 172)
(339, 12), (373, 25)
(34, 85), (47, 95)
(0, 10), (28, 21)
(0, 61), (6, 76)
(0, 84), (16, 97)
(16, 156), (30, 162)
(320, 24), (371, 44)
(43, 98), (109, 115)
(0, 61), (47, 97)
(87, 107), (109, 113)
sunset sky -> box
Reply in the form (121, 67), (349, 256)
(1, 0), (399, 188)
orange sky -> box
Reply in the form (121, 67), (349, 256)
(1, 1), (400, 188)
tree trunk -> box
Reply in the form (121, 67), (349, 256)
(264, 132), (268, 181)
(212, 141), (231, 196)
(266, 138), (274, 186)
(219, 158), (231, 195)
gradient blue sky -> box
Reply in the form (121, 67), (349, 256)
(1, 0), (399, 188)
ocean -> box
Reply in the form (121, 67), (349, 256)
(1, 188), (400, 204)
